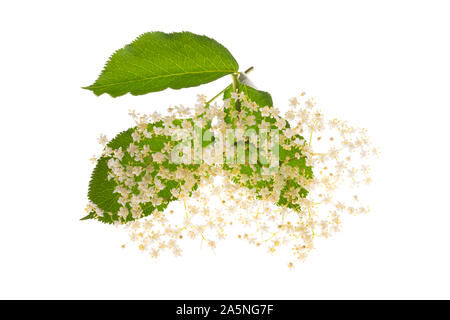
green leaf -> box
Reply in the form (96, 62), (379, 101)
(86, 129), (133, 224)
(222, 83), (314, 212)
(84, 31), (239, 97)
(223, 82), (273, 107)
(85, 120), (213, 224)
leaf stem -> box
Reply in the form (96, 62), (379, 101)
(205, 70), (245, 110)
(232, 73), (239, 92)
(206, 87), (227, 105)
(244, 66), (254, 74)
(231, 73), (241, 111)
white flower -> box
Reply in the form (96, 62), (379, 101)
(171, 188), (180, 198)
(97, 134), (108, 146)
(289, 97), (299, 107)
(284, 128), (294, 138)
(276, 118), (286, 129)
(152, 152), (166, 164)
(261, 106), (271, 117)
(118, 206), (129, 218)
(127, 144), (139, 156)
(131, 131), (141, 142)
(114, 147), (124, 160)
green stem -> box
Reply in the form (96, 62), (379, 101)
(232, 73), (239, 91)
(244, 66), (254, 74)
(205, 72), (242, 110)
(206, 87), (227, 105)
(231, 73), (241, 111)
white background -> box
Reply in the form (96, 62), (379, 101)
(1, 0), (449, 299)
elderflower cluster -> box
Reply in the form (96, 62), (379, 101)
(86, 92), (377, 267)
